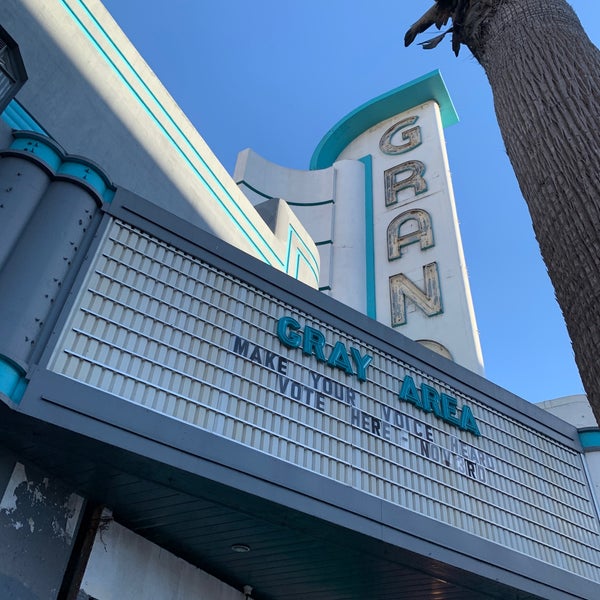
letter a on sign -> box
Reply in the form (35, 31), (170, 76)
(387, 208), (434, 261)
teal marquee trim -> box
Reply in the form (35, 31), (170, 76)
(60, 0), (321, 278)
(360, 155), (376, 320)
(0, 356), (27, 404)
(1, 100), (47, 135)
(310, 71), (458, 171)
(579, 429), (600, 451)
(8, 132), (115, 203)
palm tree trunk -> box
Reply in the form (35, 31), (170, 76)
(456, 0), (600, 420)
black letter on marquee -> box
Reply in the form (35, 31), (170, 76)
(233, 336), (250, 357)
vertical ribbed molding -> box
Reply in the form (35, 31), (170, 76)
(330, 159), (368, 314)
(0, 131), (115, 404)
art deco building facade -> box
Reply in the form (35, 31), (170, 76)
(0, 2), (599, 599)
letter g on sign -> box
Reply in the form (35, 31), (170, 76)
(277, 316), (302, 349)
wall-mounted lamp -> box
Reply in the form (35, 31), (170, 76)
(0, 24), (27, 114)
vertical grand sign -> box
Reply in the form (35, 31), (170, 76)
(381, 116), (443, 327)
(334, 99), (484, 374)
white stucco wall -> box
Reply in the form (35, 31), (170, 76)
(80, 517), (245, 600)
(537, 395), (597, 428)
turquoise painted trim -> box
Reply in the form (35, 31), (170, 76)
(60, 1), (322, 279)
(59, 160), (116, 203)
(310, 71), (458, 171)
(226, 177), (319, 283)
(0, 357), (27, 404)
(285, 224), (319, 284)
(10, 135), (63, 171)
(293, 253), (310, 283)
(238, 181), (277, 201)
(223, 180), (319, 282)
(1, 100), (47, 135)
(360, 155), (376, 320)
(239, 179), (334, 207)
(62, 0), (275, 263)
(9, 133), (116, 203)
(287, 200), (335, 208)
(579, 430), (600, 450)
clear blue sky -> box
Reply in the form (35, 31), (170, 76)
(101, 0), (599, 405)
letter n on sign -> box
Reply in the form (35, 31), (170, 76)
(389, 263), (443, 326)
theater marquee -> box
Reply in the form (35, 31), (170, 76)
(48, 210), (600, 586)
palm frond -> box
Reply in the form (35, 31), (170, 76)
(405, 0), (471, 56)
(418, 27), (453, 50)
